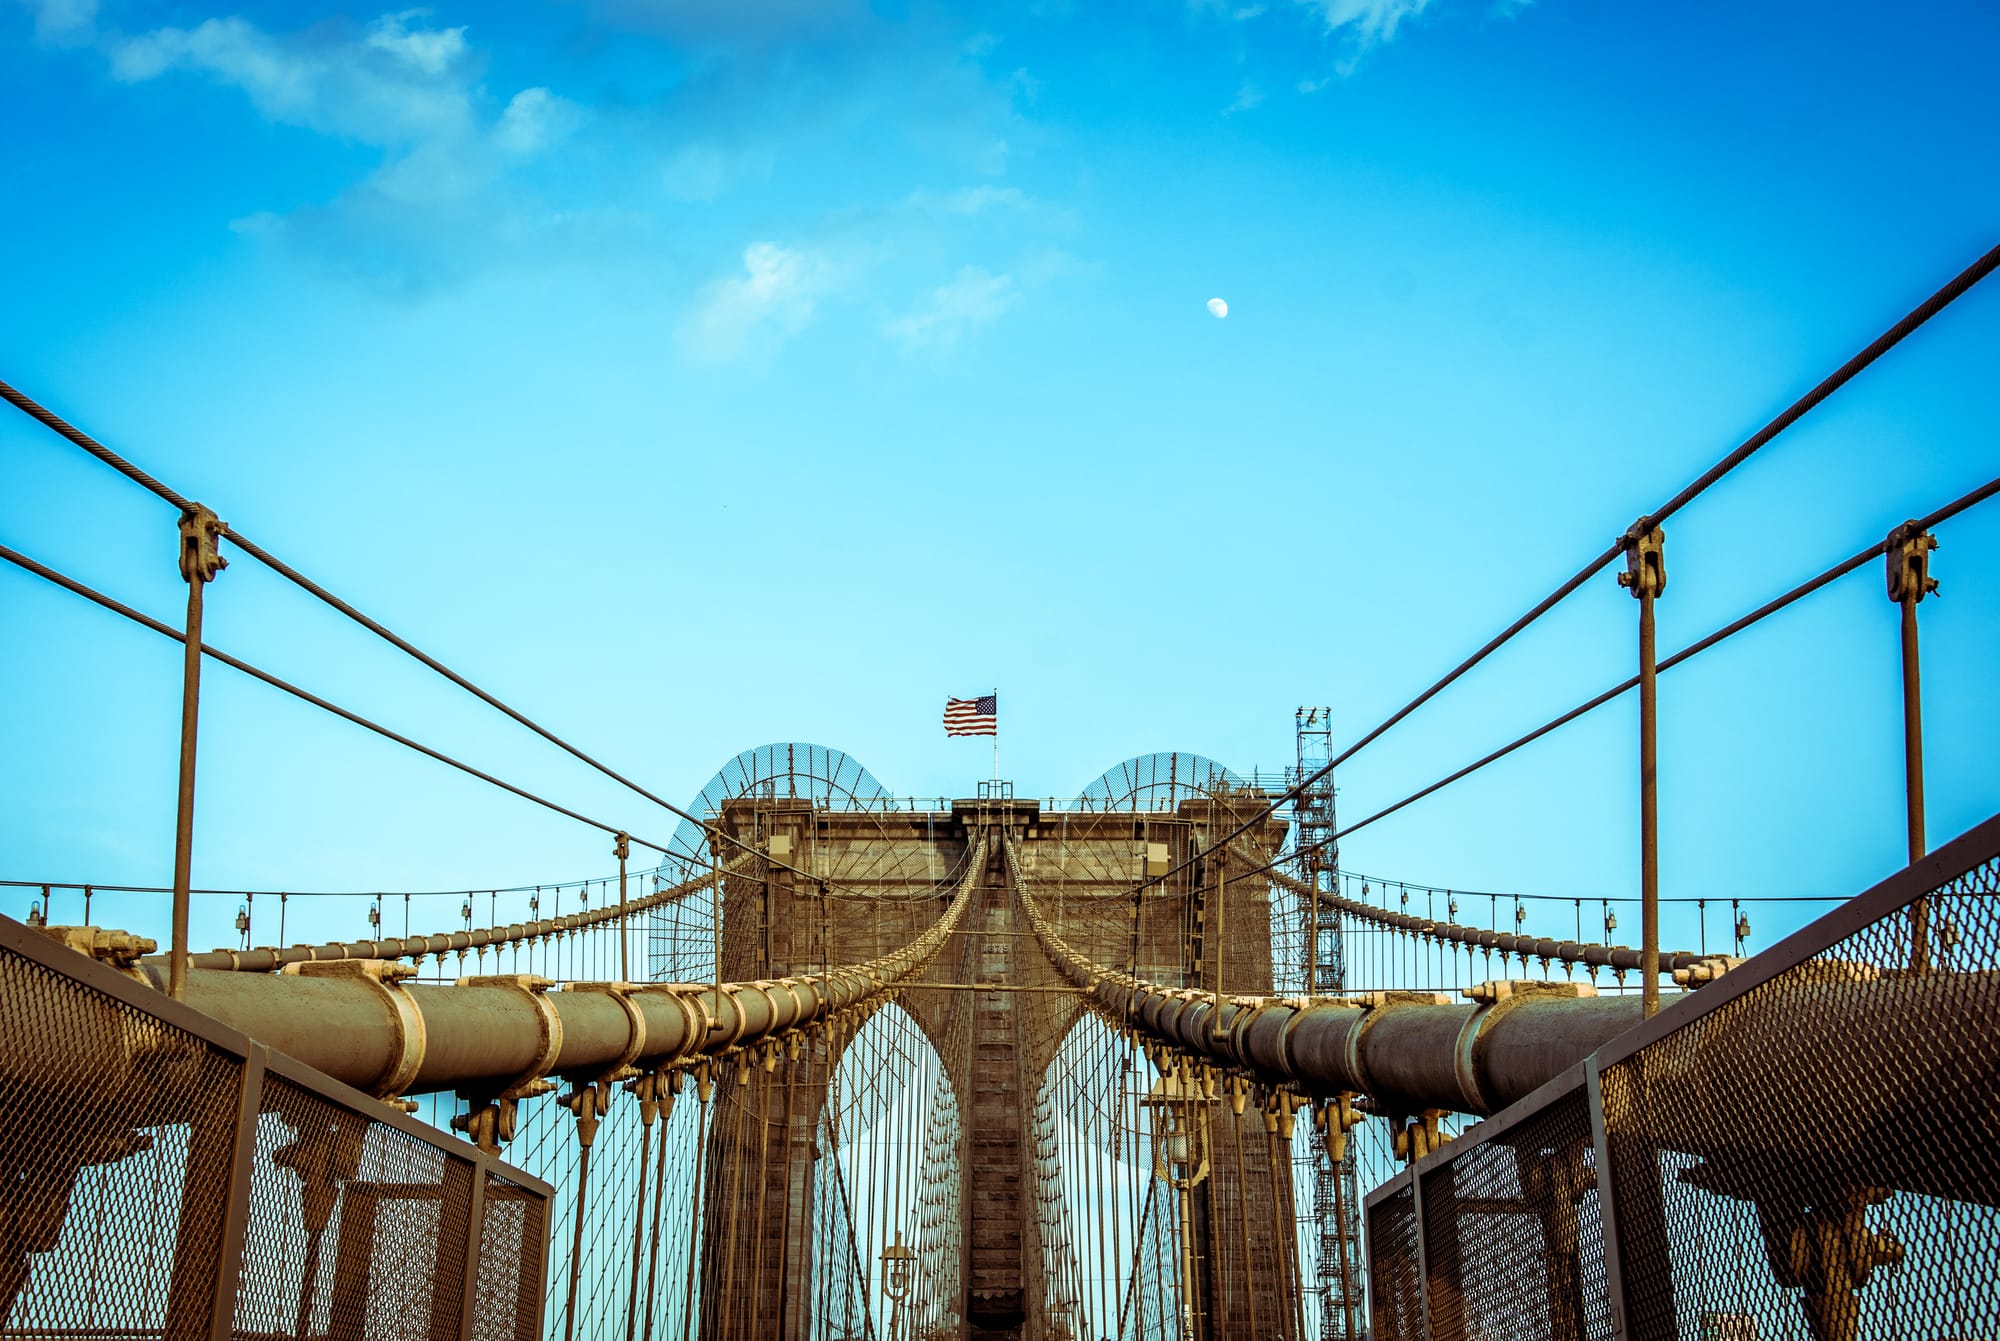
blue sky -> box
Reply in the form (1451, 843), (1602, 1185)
(3, 0), (1997, 956)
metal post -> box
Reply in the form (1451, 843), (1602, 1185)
(1211, 842), (1226, 1036)
(455, 1154), (492, 1341)
(1887, 522), (1939, 969)
(616, 832), (631, 982)
(170, 505), (226, 1001)
(1618, 519), (1665, 1018)
(206, 1045), (266, 1341)
(1584, 1056), (1631, 1341)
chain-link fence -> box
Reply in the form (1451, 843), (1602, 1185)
(0, 914), (551, 1339)
(1365, 812), (2000, 1341)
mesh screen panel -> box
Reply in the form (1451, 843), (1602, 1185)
(0, 941), (245, 1334)
(1419, 1090), (1610, 1341)
(232, 1077), (476, 1340)
(0, 922), (549, 1339)
(1362, 833), (1999, 1341)
(1367, 1177), (1422, 1341)
(473, 1173), (546, 1341)
(1600, 854), (2000, 1341)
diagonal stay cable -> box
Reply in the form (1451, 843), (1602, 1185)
(0, 374), (847, 885)
(1127, 240), (2000, 897)
(1231, 472), (2000, 887)
(0, 540), (677, 854)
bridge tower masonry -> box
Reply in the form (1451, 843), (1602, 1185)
(699, 792), (1295, 1341)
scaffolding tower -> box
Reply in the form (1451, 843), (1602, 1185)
(1294, 707), (1365, 1341)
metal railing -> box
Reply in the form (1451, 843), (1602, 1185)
(1363, 810), (2000, 1341)
(0, 915), (552, 1340)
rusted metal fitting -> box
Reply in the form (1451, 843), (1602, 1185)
(562, 981), (648, 1083)
(1885, 522), (1940, 604)
(559, 1079), (610, 1148)
(1342, 989), (1449, 1102)
(1616, 517), (1666, 600)
(455, 974), (564, 1099)
(1325, 1093), (1363, 1163)
(1671, 954), (1743, 988)
(1274, 1091), (1301, 1140)
(635, 984), (710, 1071)
(284, 959), (428, 1100)
(36, 925), (159, 979)
(1760, 1185), (1903, 1340)
(1392, 1109), (1445, 1163)
(1460, 978), (1595, 1005)
(177, 504), (228, 584)
(613, 831), (631, 862)
(1451, 979), (1595, 1114)
(625, 1069), (660, 1124)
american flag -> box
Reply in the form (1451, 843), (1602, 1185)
(943, 694), (998, 736)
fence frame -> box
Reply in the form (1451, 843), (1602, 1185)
(1363, 807), (2000, 1340)
(0, 911), (553, 1337)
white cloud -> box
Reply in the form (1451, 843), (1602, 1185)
(495, 87), (584, 156)
(1225, 82), (1266, 114)
(365, 10), (467, 75)
(106, 15), (475, 147)
(905, 185), (1032, 216)
(885, 266), (1017, 350)
(684, 242), (837, 361)
(15, 0), (94, 43)
(1295, 0), (1432, 44)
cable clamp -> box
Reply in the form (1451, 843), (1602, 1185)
(1451, 979), (1595, 1114)
(285, 958), (427, 1100)
(454, 974), (563, 1099)
(1617, 516), (1666, 599)
(177, 504), (228, 584)
(563, 981), (648, 1082)
(1886, 521), (1940, 603)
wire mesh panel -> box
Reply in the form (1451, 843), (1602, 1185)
(0, 936), (244, 1336)
(0, 916), (550, 1339)
(1599, 848), (2000, 1341)
(1360, 816), (2000, 1341)
(1366, 1174), (1423, 1341)
(474, 1174), (547, 1341)
(1419, 1089), (1609, 1341)
(233, 1076), (478, 1339)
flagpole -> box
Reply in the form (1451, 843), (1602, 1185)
(992, 687), (1000, 786)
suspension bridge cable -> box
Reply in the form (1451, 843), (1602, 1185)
(1126, 241), (2000, 899)
(1234, 471), (2000, 886)
(0, 540), (677, 853)
(0, 377), (858, 891)
(0, 873), (676, 900)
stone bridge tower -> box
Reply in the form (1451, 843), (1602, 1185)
(696, 783), (1293, 1341)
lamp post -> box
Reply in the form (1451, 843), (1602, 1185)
(1142, 1065), (1212, 1341)
(880, 1233), (916, 1341)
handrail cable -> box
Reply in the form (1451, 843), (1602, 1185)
(1, 871), (687, 900)
(0, 540), (678, 854)
(1123, 241), (2000, 897)
(1222, 472), (2000, 889)
(5, 241), (1995, 903)
(0, 374), (873, 889)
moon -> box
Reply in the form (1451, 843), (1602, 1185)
(1206, 297), (1229, 319)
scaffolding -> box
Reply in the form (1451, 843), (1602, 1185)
(1295, 707), (1365, 1341)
